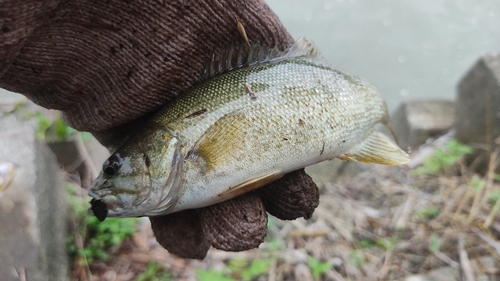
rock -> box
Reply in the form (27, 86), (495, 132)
(390, 100), (455, 151)
(0, 102), (68, 281)
(455, 53), (500, 171)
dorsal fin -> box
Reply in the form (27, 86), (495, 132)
(203, 37), (319, 79)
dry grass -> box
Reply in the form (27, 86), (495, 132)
(73, 138), (500, 281)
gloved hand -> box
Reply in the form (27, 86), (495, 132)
(0, 0), (320, 259)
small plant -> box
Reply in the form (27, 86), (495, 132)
(359, 239), (375, 249)
(136, 261), (172, 281)
(428, 232), (441, 253)
(35, 113), (92, 143)
(413, 139), (473, 175)
(241, 259), (271, 281)
(66, 185), (138, 263)
(307, 256), (332, 280)
(469, 175), (487, 192)
(227, 258), (271, 281)
(489, 189), (500, 205)
(415, 206), (440, 219)
(196, 269), (235, 281)
(375, 236), (399, 250)
(347, 250), (365, 267)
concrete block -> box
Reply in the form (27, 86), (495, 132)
(0, 102), (68, 281)
(455, 53), (500, 170)
(390, 100), (455, 150)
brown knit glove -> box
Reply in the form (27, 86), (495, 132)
(0, 0), (320, 259)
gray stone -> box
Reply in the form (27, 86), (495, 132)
(390, 100), (455, 151)
(456, 53), (500, 171)
(0, 102), (68, 281)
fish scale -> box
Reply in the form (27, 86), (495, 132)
(171, 60), (387, 210)
(88, 39), (409, 219)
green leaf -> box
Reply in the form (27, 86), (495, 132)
(415, 206), (440, 219)
(429, 232), (441, 253)
(80, 131), (93, 143)
(412, 139), (473, 175)
(36, 114), (51, 139)
(196, 269), (235, 281)
(308, 256), (332, 279)
(241, 259), (271, 281)
(360, 239), (375, 249)
(53, 118), (76, 141)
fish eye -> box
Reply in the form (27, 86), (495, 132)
(103, 165), (117, 176)
(102, 154), (123, 177)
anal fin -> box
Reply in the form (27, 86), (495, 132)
(338, 131), (409, 165)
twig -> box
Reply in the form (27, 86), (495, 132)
(394, 191), (416, 229)
(237, 20), (250, 46)
(467, 175), (486, 223)
(377, 250), (393, 280)
(474, 228), (500, 255)
(459, 236), (475, 281)
(287, 228), (330, 238)
(325, 269), (346, 281)
(434, 251), (459, 269)
(483, 146), (500, 228)
(268, 258), (277, 281)
(71, 215), (93, 281)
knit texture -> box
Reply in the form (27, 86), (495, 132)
(1, 0), (321, 257)
(0, 0), (293, 147)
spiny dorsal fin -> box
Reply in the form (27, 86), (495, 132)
(203, 38), (319, 79)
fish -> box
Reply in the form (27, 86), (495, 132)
(88, 38), (409, 220)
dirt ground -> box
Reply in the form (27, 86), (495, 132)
(70, 139), (500, 281)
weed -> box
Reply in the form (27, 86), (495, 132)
(227, 258), (271, 281)
(66, 184), (138, 263)
(266, 239), (282, 251)
(347, 250), (365, 267)
(241, 259), (271, 281)
(489, 189), (500, 204)
(36, 114), (52, 140)
(136, 261), (172, 281)
(428, 233), (441, 253)
(415, 206), (440, 219)
(375, 236), (399, 250)
(307, 256), (332, 280)
(494, 174), (500, 182)
(196, 269), (235, 281)
(35, 113), (89, 142)
(470, 175), (486, 192)
(359, 239), (375, 249)
(413, 139), (473, 175)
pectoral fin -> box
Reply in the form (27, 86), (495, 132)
(191, 113), (251, 172)
(338, 131), (409, 165)
(218, 171), (284, 199)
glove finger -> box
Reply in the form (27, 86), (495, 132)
(258, 169), (319, 220)
(200, 192), (267, 251)
(0, 0), (293, 149)
(149, 209), (210, 260)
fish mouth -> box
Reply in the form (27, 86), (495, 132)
(89, 198), (108, 221)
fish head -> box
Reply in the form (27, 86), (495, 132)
(88, 129), (184, 219)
